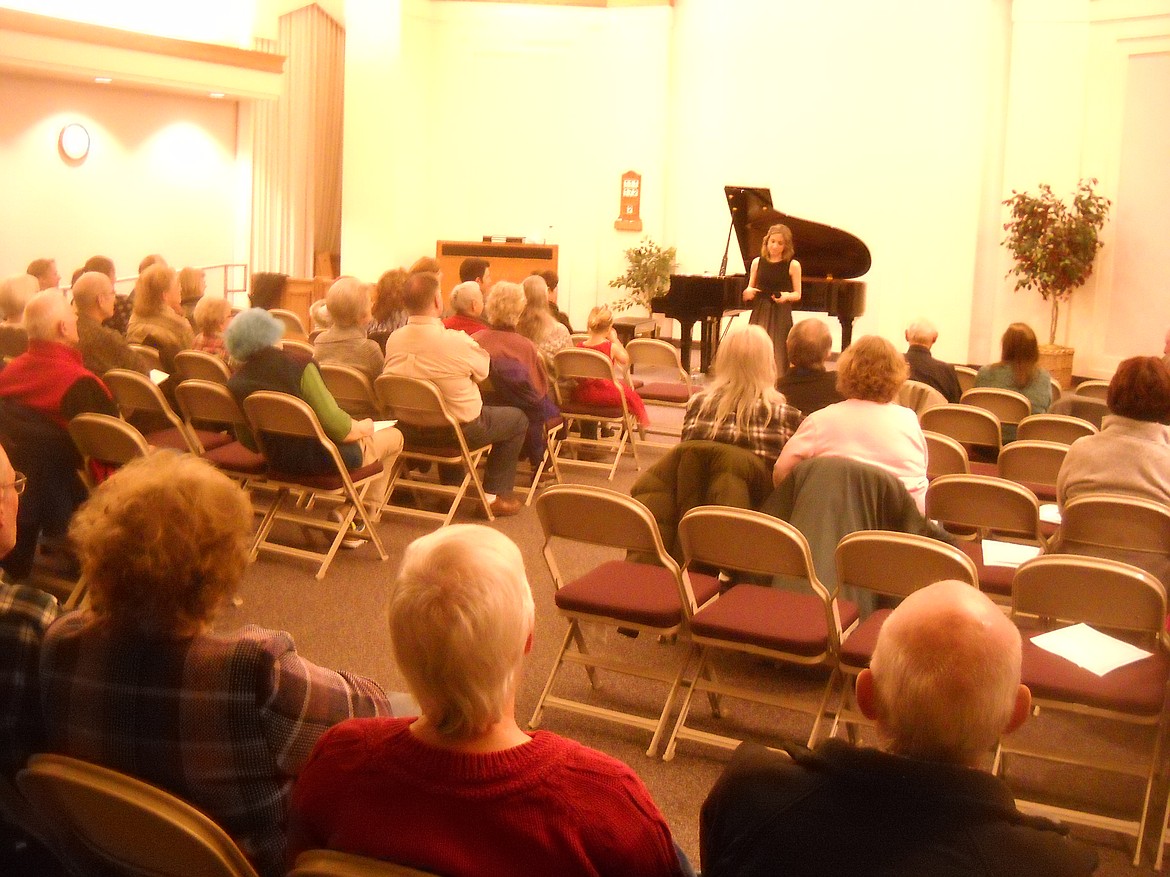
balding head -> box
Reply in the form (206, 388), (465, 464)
(23, 289), (78, 346)
(402, 272), (442, 316)
(71, 271), (116, 320)
(906, 318), (939, 348)
(857, 580), (1031, 766)
(786, 318), (832, 370)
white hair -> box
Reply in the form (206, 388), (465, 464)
(0, 274), (39, 322)
(389, 524), (534, 740)
(484, 281), (526, 328)
(22, 289), (70, 341)
(905, 317), (939, 346)
(324, 276), (370, 328)
(449, 281), (483, 316)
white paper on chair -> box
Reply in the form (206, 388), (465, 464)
(1030, 623), (1153, 676)
(149, 368), (170, 385)
(981, 539), (1042, 568)
(1039, 503), (1062, 525)
(372, 420), (398, 431)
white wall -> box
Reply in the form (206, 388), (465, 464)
(0, 74), (243, 286)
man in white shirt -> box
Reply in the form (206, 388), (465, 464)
(382, 272), (527, 517)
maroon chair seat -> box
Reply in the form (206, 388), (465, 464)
(690, 585), (860, 659)
(955, 541), (1015, 597)
(555, 560), (720, 629)
(1020, 638), (1170, 716)
(203, 441), (267, 475)
(838, 609), (895, 668)
(265, 460), (383, 492)
(559, 401), (625, 419)
(635, 382), (695, 404)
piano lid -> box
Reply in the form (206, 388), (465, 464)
(725, 185), (871, 280)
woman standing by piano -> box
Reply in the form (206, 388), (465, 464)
(743, 223), (801, 376)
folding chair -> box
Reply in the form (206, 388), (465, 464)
(67, 413), (151, 474)
(174, 380), (268, 486)
(270, 307), (308, 337)
(291, 849), (441, 877)
(530, 484), (721, 756)
(1016, 413), (1097, 445)
(954, 364), (978, 394)
(1049, 375), (1063, 403)
(925, 473), (1045, 602)
(660, 506), (861, 759)
(998, 555), (1170, 867)
(552, 347), (640, 480)
(174, 349), (232, 384)
(1050, 394), (1109, 429)
(1073, 379), (1110, 400)
(1053, 493), (1170, 587)
(320, 363), (380, 419)
(831, 531), (979, 740)
(920, 403), (1001, 473)
(373, 374), (494, 525)
(127, 343), (162, 373)
(996, 440), (1068, 502)
(960, 386), (1032, 437)
(896, 379), (947, 417)
(923, 429), (970, 479)
(105, 368), (233, 455)
(243, 391), (388, 579)
(627, 337), (695, 446)
(17, 753), (260, 877)
(280, 338), (316, 358)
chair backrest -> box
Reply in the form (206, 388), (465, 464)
(68, 413), (151, 468)
(291, 849), (441, 877)
(320, 363), (379, 419)
(996, 440), (1068, 492)
(926, 473), (1043, 542)
(1016, 413), (1097, 445)
(242, 391), (356, 484)
(280, 338), (316, 358)
(175, 379), (250, 436)
(1074, 379), (1110, 400)
(269, 308), (307, 337)
(1049, 375), (1063, 403)
(1049, 394), (1109, 429)
(569, 332), (589, 346)
(127, 343), (162, 373)
(960, 386), (1032, 426)
(923, 430), (970, 478)
(174, 349), (232, 384)
(1059, 493), (1170, 558)
(954, 364), (978, 394)
(17, 753), (260, 877)
(374, 374), (460, 432)
(104, 367), (197, 450)
(554, 346), (620, 382)
(897, 380), (947, 416)
(920, 404), (1002, 452)
(627, 338), (689, 384)
(1013, 554), (1166, 637)
(835, 530), (979, 600)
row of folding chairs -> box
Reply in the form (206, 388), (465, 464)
(527, 482), (1170, 866)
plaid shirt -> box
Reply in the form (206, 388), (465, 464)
(681, 389), (803, 469)
(0, 582), (60, 777)
(40, 615), (392, 877)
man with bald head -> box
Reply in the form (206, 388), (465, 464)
(72, 271), (150, 375)
(700, 580), (1098, 876)
(905, 317), (962, 402)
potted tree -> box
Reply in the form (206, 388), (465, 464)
(1001, 178), (1111, 387)
(608, 238), (677, 315)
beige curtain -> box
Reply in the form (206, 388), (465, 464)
(251, 5), (345, 277)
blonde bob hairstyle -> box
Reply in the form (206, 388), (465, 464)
(835, 335), (908, 403)
(70, 452), (253, 634)
(389, 524), (535, 740)
(324, 276), (372, 328)
(484, 281), (526, 328)
(132, 264), (178, 317)
(697, 324), (783, 432)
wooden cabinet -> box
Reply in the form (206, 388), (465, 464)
(435, 241), (558, 308)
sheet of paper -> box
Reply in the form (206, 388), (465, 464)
(1031, 623), (1153, 676)
(1039, 503), (1062, 525)
(149, 368), (170, 385)
(372, 419), (398, 432)
(981, 539), (1042, 568)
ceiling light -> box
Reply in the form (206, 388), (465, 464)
(209, 92), (225, 99)
(94, 77), (112, 84)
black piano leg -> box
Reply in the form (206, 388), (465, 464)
(678, 320), (695, 375)
(700, 318), (715, 374)
(841, 318), (854, 350)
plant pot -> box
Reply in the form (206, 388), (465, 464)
(1038, 344), (1074, 390)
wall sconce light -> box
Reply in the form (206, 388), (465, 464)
(58, 123), (91, 162)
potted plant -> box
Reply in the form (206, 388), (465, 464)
(1001, 178), (1111, 386)
(608, 238), (677, 314)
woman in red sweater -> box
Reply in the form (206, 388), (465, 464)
(288, 524), (688, 877)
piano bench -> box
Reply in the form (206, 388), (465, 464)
(613, 316), (658, 346)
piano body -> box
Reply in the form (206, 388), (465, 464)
(654, 186), (871, 373)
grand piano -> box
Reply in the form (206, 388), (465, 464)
(655, 186), (871, 373)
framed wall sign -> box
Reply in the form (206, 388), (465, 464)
(614, 170), (643, 231)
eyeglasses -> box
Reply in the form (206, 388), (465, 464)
(3, 472), (26, 496)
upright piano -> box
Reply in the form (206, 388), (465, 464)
(655, 186), (871, 373)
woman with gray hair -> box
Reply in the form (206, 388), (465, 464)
(313, 276), (385, 381)
(517, 273), (571, 368)
(289, 524), (687, 877)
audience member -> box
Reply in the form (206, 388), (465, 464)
(313, 277), (384, 381)
(83, 255), (127, 334)
(178, 265), (207, 327)
(0, 443), (60, 776)
(905, 317), (962, 402)
(700, 580), (1098, 877)
(572, 305), (650, 433)
(126, 263), (195, 371)
(777, 318), (843, 415)
(71, 270), (150, 375)
(309, 299), (333, 334)
(39, 453), (409, 877)
(682, 324), (802, 469)
(443, 281), (489, 335)
(1162, 328), (1170, 370)
(226, 308), (402, 516)
(458, 256), (491, 293)
(25, 258), (59, 291)
(192, 295), (233, 362)
(474, 281), (560, 468)
(975, 322), (1052, 441)
(0, 290), (117, 581)
(249, 272), (288, 310)
(383, 272), (527, 517)
(409, 256), (441, 277)
(0, 274), (37, 357)
(289, 524), (686, 877)
(518, 273), (572, 367)
(774, 334), (928, 512)
(369, 268), (408, 336)
(535, 269), (572, 331)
